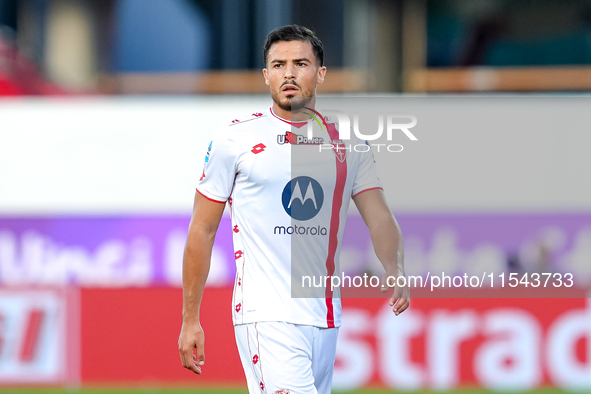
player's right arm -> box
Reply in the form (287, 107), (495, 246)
(178, 191), (226, 375)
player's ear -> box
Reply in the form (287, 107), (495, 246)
(262, 68), (270, 86)
(317, 66), (326, 84)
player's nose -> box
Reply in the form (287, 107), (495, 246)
(283, 63), (296, 79)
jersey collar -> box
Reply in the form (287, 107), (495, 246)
(269, 107), (309, 129)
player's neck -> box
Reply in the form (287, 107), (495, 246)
(272, 101), (316, 122)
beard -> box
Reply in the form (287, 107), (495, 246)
(271, 87), (314, 113)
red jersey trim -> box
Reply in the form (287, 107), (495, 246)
(324, 122), (347, 329)
(352, 187), (383, 198)
(196, 188), (226, 204)
(254, 323), (266, 390)
(269, 107), (308, 129)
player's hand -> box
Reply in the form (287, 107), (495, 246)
(178, 320), (205, 375)
(381, 269), (410, 316)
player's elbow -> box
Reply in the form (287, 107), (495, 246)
(186, 220), (218, 247)
(190, 214), (221, 235)
(367, 213), (397, 234)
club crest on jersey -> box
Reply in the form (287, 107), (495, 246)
(330, 139), (347, 163)
(281, 176), (324, 221)
(277, 131), (324, 145)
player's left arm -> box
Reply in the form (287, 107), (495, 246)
(353, 188), (409, 315)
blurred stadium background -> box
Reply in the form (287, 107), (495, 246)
(0, 0), (590, 393)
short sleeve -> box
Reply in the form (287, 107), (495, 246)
(196, 128), (237, 203)
(351, 141), (383, 198)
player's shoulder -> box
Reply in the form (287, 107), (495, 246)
(211, 110), (270, 149)
(213, 110), (268, 139)
(226, 111), (267, 127)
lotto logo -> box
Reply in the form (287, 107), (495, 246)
(235, 250), (243, 259)
(235, 303), (241, 312)
(233, 225), (239, 233)
(252, 354), (259, 364)
(251, 143), (266, 154)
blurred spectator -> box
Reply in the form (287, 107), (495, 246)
(428, 0), (591, 68)
(0, 29), (69, 95)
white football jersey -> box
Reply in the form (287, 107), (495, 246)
(197, 107), (382, 328)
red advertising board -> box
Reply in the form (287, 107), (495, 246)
(77, 288), (589, 391)
(337, 297), (589, 391)
(80, 287), (244, 384)
(0, 287), (79, 385)
(0, 287), (588, 390)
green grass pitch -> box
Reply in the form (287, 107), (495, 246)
(0, 388), (570, 394)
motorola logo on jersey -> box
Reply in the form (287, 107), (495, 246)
(281, 176), (324, 221)
(274, 224), (327, 236)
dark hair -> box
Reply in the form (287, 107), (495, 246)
(263, 24), (324, 67)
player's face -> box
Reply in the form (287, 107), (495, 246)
(263, 40), (326, 116)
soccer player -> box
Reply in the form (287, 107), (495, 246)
(178, 24), (409, 394)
